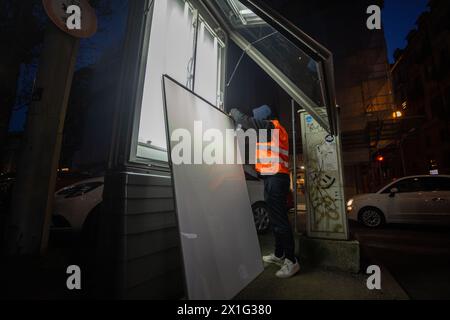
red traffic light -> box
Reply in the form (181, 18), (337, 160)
(376, 155), (385, 162)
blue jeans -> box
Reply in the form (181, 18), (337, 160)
(264, 173), (296, 262)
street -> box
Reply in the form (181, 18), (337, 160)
(294, 212), (450, 299)
(350, 221), (450, 300)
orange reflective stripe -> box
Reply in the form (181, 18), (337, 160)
(257, 164), (290, 176)
(257, 158), (289, 167)
(256, 145), (289, 157)
(255, 120), (290, 175)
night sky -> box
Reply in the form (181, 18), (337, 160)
(8, 0), (430, 132)
(383, 0), (429, 63)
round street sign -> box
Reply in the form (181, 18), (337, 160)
(43, 0), (97, 38)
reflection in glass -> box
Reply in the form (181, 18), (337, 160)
(214, 0), (328, 122)
(137, 0), (226, 161)
(194, 19), (224, 108)
(138, 0), (196, 154)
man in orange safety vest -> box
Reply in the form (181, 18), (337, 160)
(230, 105), (300, 279)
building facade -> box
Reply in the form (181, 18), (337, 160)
(389, 0), (450, 179)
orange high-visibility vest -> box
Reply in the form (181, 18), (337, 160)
(256, 120), (290, 175)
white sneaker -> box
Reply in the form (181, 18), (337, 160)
(275, 259), (300, 279)
(263, 253), (285, 266)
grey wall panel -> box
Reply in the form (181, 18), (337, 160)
(125, 185), (174, 199)
(99, 170), (184, 299)
(125, 198), (175, 215)
(126, 269), (184, 300)
(124, 228), (180, 260)
(163, 76), (263, 300)
(125, 211), (177, 235)
(125, 173), (173, 187)
(125, 248), (182, 288)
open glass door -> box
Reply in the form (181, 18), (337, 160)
(203, 0), (338, 135)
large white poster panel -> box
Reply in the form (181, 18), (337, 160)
(163, 76), (263, 300)
(300, 112), (349, 240)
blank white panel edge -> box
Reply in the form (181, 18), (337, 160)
(163, 76), (263, 300)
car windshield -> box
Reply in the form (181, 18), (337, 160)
(379, 176), (450, 194)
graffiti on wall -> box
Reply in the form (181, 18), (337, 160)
(301, 113), (348, 240)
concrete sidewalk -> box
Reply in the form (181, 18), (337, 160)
(236, 234), (409, 300)
(1, 228), (409, 300)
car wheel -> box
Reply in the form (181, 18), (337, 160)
(252, 202), (270, 234)
(359, 207), (385, 228)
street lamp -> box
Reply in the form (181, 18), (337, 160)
(392, 110), (403, 119)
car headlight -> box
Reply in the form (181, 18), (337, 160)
(347, 199), (354, 207)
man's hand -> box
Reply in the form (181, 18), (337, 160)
(229, 108), (274, 139)
(229, 108), (243, 122)
(229, 109), (243, 130)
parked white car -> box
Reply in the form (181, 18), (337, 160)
(53, 174), (272, 233)
(347, 175), (450, 228)
(52, 177), (104, 230)
(245, 174), (270, 234)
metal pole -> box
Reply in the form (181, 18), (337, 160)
(5, 24), (79, 255)
(291, 99), (298, 234)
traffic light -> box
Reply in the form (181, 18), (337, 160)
(376, 155), (385, 162)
